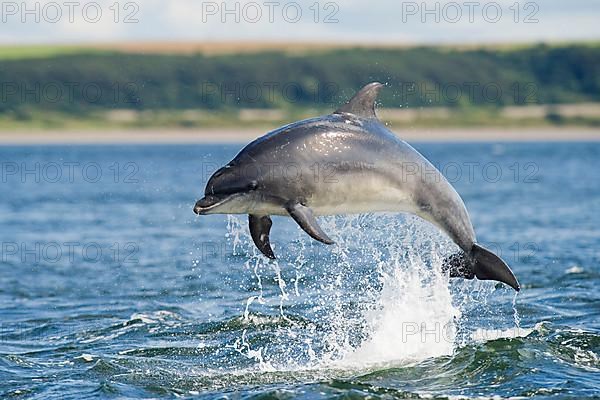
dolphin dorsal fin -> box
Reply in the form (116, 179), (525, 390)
(334, 82), (384, 119)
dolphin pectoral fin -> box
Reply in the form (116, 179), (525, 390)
(334, 82), (384, 119)
(248, 214), (276, 259)
(285, 202), (335, 245)
(442, 244), (520, 291)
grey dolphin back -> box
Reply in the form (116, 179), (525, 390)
(443, 244), (520, 291)
(334, 82), (384, 119)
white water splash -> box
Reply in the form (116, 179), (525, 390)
(218, 214), (517, 371)
(339, 255), (460, 367)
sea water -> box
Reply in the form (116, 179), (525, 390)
(1, 142), (599, 398)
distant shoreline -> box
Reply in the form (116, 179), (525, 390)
(1, 128), (599, 145)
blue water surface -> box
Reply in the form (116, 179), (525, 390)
(1, 141), (599, 399)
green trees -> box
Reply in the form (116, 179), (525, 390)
(0, 44), (598, 115)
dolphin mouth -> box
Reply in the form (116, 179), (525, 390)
(193, 193), (240, 215)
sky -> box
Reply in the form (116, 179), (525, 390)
(0, 0), (599, 44)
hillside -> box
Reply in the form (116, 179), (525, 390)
(0, 42), (599, 129)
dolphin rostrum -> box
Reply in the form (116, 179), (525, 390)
(194, 82), (520, 291)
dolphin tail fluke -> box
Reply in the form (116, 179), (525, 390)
(471, 244), (520, 291)
(443, 244), (520, 291)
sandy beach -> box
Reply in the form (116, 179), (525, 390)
(0, 127), (599, 145)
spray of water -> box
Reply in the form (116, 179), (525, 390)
(215, 213), (518, 371)
(339, 252), (459, 367)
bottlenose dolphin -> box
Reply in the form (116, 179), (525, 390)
(194, 82), (520, 291)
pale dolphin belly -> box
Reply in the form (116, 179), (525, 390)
(307, 173), (416, 216)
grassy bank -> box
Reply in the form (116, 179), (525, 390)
(0, 41), (599, 130)
(1, 105), (599, 131)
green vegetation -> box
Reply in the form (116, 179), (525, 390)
(0, 45), (108, 60)
(0, 43), (599, 129)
